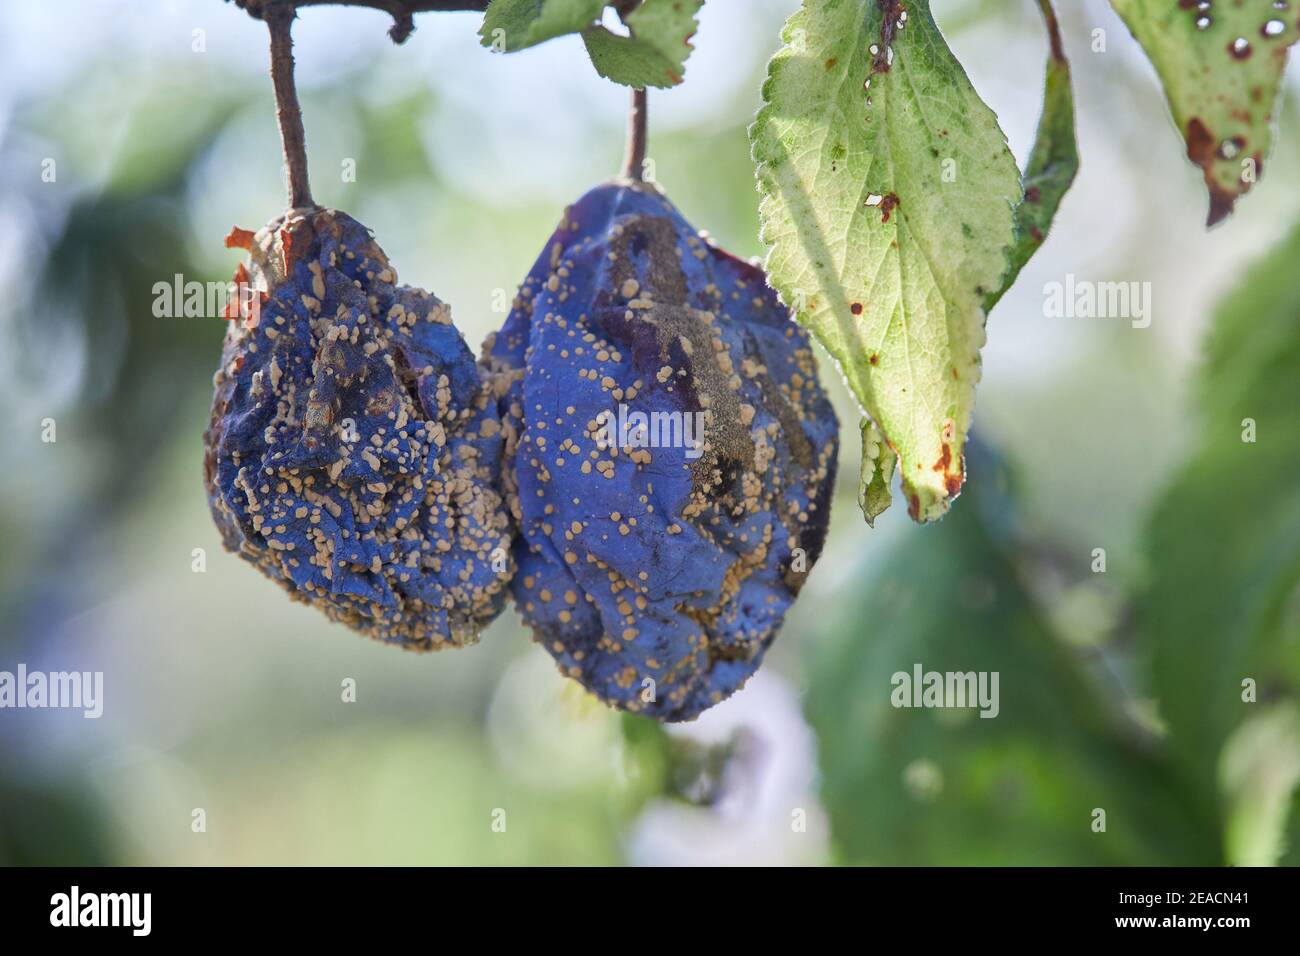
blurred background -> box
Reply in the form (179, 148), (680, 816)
(1, 0), (1297, 865)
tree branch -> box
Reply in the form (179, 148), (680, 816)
(265, 3), (315, 209)
(230, 0), (489, 44)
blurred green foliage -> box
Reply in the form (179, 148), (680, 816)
(806, 226), (1300, 866)
(806, 444), (1217, 865)
(1140, 223), (1300, 864)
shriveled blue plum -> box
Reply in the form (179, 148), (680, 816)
(205, 207), (512, 649)
(490, 181), (839, 720)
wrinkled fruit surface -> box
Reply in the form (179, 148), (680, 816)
(205, 207), (512, 649)
(490, 180), (839, 720)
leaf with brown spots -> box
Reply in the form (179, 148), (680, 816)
(752, 0), (1021, 523)
(1112, 0), (1298, 225)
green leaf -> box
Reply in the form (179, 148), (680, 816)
(1140, 221), (1300, 810)
(581, 0), (703, 89)
(751, 0), (1021, 524)
(1111, 0), (1299, 225)
(858, 420), (895, 525)
(806, 443), (1219, 864)
(479, 0), (606, 52)
(985, 0), (1078, 311)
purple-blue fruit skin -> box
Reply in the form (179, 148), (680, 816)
(491, 181), (839, 720)
(205, 209), (511, 649)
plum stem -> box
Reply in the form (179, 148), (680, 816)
(266, 2), (316, 210)
(623, 88), (648, 181)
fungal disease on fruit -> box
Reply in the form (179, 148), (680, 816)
(204, 208), (513, 649)
(203, 6), (511, 651)
(203, 5), (838, 722)
(488, 176), (839, 720)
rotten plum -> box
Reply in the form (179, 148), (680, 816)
(489, 180), (839, 721)
(204, 207), (513, 649)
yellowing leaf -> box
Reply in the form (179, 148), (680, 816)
(1112, 0), (1298, 224)
(751, 0), (1021, 523)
